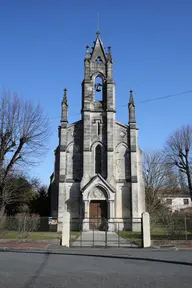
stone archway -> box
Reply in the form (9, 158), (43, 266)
(81, 176), (115, 231)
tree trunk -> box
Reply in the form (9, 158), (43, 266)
(186, 169), (192, 201)
(0, 205), (5, 217)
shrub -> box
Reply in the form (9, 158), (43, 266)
(6, 213), (40, 233)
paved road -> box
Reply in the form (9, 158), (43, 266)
(0, 249), (192, 287)
(72, 231), (137, 247)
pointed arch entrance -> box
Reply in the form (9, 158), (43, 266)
(89, 187), (108, 230)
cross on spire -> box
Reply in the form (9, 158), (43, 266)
(63, 88), (68, 106)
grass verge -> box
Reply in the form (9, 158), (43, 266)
(118, 231), (142, 247)
(0, 231), (62, 240)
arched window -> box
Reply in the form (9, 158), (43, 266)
(95, 145), (102, 174)
(94, 76), (102, 101)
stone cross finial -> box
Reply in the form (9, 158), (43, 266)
(63, 88), (68, 106)
(129, 90), (135, 106)
(85, 45), (90, 59)
(61, 88), (68, 124)
(128, 90), (136, 125)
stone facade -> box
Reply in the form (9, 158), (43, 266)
(49, 32), (145, 231)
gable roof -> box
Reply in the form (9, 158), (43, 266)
(81, 174), (115, 193)
(90, 32), (107, 62)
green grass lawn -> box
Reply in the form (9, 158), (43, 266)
(151, 229), (192, 240)
(118, 231), (142, 247)
(118, 228), (192, 246)
(0, 230), (62, 240)
(1, 228), (191, 243)
(0, 230), (81, 241)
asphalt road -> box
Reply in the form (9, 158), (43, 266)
(0, 249), (192, 288)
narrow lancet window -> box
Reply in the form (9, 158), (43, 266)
(95, 145), (102, 174)
(98, 122), (100, 135)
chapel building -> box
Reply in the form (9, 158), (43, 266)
(49, 32), (145, 231)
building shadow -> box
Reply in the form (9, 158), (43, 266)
(66, 121), (83, 232)
(120, 146), (132, 231)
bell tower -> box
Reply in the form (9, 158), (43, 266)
(81, 31), (116, 188)
(82, 31), (115, 111)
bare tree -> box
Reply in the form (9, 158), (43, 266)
(143, 150), (178, 217)
(0, 90), (50, 215)
(164, 125), (192, 200)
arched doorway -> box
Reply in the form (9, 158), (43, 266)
(88, 187), (108, 230)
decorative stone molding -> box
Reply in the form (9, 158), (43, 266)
(83, 148), (90, 152)
(107, 148), (113, 152)
(92, 119), (103, 124)
(131, 176), (138, 183)
(129, 123), (136, 129)
(92, 188), (104, 198)
(88, 187), (108, 200)
(60, 145), (66, 152)
(106, 109), (116, 113)
(65, 178), (75, 183)
(59, 175), (66, 182)
(130, 145), (137, 152)
(120, 131), (126, 138)
(61, 122), (68, 128)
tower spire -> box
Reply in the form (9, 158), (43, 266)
(61, 88), (68, 124)
(90, 30), (106, 61)
(128, 90), (136, 125)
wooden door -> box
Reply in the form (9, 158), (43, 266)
(89, 201), (102, 230)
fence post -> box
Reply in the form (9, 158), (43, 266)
(184, 215), (187, 241)
(61, 211), (70, 247)
(142, 212), (151, 248)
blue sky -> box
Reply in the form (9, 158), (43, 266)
(0, 0), (192, 184)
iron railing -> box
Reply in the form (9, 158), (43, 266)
(150, 215), (192, 243)
(69, 218), (142, 248)
(0, 215), (60, 241)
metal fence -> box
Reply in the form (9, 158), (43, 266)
(0, 215), (143, 247)
(70, 218), (143, 248)
(0, 215), (60, 241)
(151, 215), (192, 243)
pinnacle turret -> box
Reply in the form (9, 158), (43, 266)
(107, 46), (113, 63)
(129, 90), (135, 107)
(61, 88), (68, 124)
(128, 90), (136, 125)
